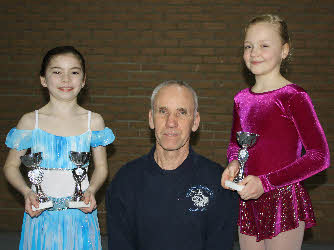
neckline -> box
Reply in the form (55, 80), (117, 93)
(149, 146), (194, 175)
(249, 83), (294, 95)
(36, 127), (90, 138)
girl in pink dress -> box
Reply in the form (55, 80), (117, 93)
(221, 14), (330, 250)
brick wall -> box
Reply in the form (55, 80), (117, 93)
(1, 0), (333, 242)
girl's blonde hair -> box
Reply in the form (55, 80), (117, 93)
(245, 14), (292, 74)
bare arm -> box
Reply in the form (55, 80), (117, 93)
(3, 112), (43, 217)
(3, 148), (30, 198)
(80, 113), (109, 213)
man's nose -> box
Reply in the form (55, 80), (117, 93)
(166, 113), (178, 128)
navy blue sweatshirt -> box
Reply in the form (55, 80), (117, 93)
(106, 147), (238, 250)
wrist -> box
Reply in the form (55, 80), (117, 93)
(22, 188), (32, 199)
(258, 175), (275, 193)
(86, 187), (96, 195)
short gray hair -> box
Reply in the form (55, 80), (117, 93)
(150, 80), (198, 116)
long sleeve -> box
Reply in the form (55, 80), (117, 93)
(205, 188), (238, 250)
(259, 91), (330, 192)
(227, 101), (242, 163)
(106, 172), (137, 250)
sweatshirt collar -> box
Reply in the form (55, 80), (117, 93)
(147, 146), (196, 175)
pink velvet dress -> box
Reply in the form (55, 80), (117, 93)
(227, 84), (330, 241)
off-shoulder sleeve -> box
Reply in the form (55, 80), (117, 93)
(259, 91), (330, 192)
(227, 100), (242, 163)
(5, 128), (33, 151)
(91, 127), (115, 147)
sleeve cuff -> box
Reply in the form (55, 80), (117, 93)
(258, 174), (275, 193)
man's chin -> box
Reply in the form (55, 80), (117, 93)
(156, 142), (189, 152)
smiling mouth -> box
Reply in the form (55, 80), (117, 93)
(251, 61), (263, 65)
(58, 87), (74, 92)
(164, 132), (179, 137)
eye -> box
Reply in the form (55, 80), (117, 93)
(158, 108), (168, 114)
(244, 45), (251, 50)
(178, 108), (188, 115)
(261, 44), (269, 48)
(53, 71), (61, 74)
(72, 71), (80, 75)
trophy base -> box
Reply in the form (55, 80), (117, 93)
(32, 201), (53, 211)
(66, 200), (90, 209)
(225, 180), (245, 192)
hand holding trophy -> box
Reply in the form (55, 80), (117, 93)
(225, 131), (259, 192)
(20, 152), (53, 211)
(66, 151), (91, 209)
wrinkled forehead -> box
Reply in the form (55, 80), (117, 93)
(154, 84), (195, 110)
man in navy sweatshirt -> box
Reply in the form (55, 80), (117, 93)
(106, 80), (238, 250)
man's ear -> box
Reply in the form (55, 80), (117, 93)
(149, 109), (155, 129)
(40, 76), (47, 87)
(192, 112), (200, 132)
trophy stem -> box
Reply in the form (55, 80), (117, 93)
(73, 180), (86, 202)
(35, 184), (42, 194)
(67, 152), (91, 208)
(233, 162), (245, 183)
(226, 131), (259, 192)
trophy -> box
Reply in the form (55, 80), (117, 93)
(20, 152), (53, 211)
(66, 151), (91, 208)
(225, 131), (259, 192)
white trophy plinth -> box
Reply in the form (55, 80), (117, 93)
(66, 200), (90, 209)
(225, 180), (245, 192)
(32, 200), (53, 211)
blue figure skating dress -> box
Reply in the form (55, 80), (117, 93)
(5, 110), (115, 250)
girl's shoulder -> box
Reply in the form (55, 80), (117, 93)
(16, 111), (36, 130)
(285, 83), (307, 94)
(233, 87), (251, 100)
(90, 112), (106, 131)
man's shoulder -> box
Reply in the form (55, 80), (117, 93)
(106, 153), (151, 196)
(117, 153), (150, 178)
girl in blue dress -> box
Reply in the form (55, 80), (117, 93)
(4, 46), (115, 249)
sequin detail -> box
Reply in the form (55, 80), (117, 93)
(238, 182), (316, 241)
(47, 196), (72, 211)
(227, 84), (329, 240)
(6, 121), (114, 250)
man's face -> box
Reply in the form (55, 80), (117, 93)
(149, 84), (200, 152)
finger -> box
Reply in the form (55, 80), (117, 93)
(84, 196), (90, 204)
(30, 196), (40, 209)
(239, 192), (249, 200)
(34, 209), (44, 217)
(238, 187), (248, 196)
(90, 200), (97, 210)
(238, 177), (251, 186)
(25, 201), (35, 216)
(228, 168), (238, 178)
(79, 207), (88, 213)
(80, 207), (92, 213)
(221, 177), (229, 189)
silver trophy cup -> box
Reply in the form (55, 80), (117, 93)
(66, 151), (91, 208)
(225, 131), (259, 191)
(20, 152), (53, 211)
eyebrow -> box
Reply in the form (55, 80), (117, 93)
(244, 40), (272, 43)
(177, 107), (188, 112)
(49, 66), (82, 70)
